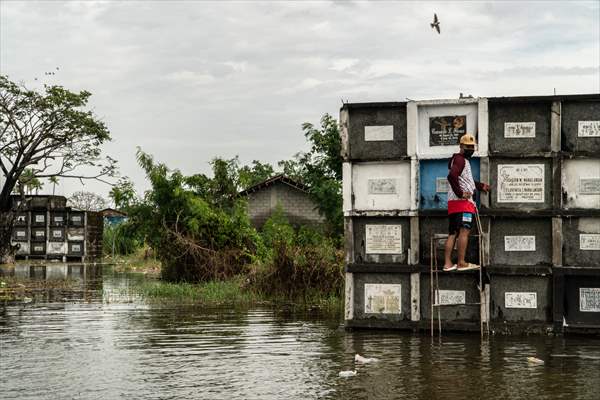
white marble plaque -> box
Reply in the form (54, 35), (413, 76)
(504, 122), (536, 138)
(16, 231), (26, 237)
(54, 216), (64, 222)
(580, 234), (600, 250)
(435, 290), (466, 305)
(72, 244), (81, 252)
(34, 230), (45, 237)
(67, 229), (84, 241)
(35, 214), (45, 223)
(52, 230), (62, 238)
(364, 125), (394, 141)
(436, 177), (449, 193)
(365, 225), (402, 254)
(504, 235), (536, 251)
(505, 292), (537, 309)
(72, 215), (82, 222)
(364, 284), (401, 314)
(368, 179), (397, 195)
(579, 178), (600, 195)
(578, 121), (600, 137)
(497, 164), (545, 203)
(47, 243), (66, 254)
(580, 288), (600, 312)
(33, 245), (44, 252)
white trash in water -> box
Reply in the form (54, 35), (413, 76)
(355, 354), (379, 364)
(338, 370), (357, 378)
(527, 357), (544, 365)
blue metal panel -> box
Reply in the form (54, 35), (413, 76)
(419, 158), (481, 210)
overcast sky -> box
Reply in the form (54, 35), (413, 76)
(1, 0), (599, 202)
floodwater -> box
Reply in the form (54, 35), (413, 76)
(1, 264), (599, 400)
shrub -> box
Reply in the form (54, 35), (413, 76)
(250, 212), (344, 300)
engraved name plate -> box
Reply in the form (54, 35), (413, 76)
(368, 179), (397, 194)
(578, 121), (600, 137)
(505, 292), (537, 309)
(365, 284), (401, 314)
(436, 177), (449, 193)
(364, 125), (394, 141)
(580, 234), (600, 250)
(497, 164), (545, 203)
(504, 122), (536, 138)
(504, 235), (536, 251)
(435, 290), (466, 305)
(580, 288), (600, 312)
(579, 178), (600, 195)
(365, 225), (402, 254)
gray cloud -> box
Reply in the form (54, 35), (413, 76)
(1, 0), (598, 201)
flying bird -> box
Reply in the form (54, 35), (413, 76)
(431, 13), (440, 34)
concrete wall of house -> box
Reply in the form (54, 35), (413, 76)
(244, 182), (324, 228)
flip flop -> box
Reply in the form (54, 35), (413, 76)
(457, 263), (480, 271)
(443, 264), (457, 272)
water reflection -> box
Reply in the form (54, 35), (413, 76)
(1, 265), (599, 399)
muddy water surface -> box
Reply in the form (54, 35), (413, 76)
(1, 264), (599, 399)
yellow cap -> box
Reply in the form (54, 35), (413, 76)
(460, 134), (477, 146)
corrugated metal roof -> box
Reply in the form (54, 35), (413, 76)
(237, 174), (310, 196)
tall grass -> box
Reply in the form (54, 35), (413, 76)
(133, 276), (260, 305)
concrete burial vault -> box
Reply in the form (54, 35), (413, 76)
(340, 94), (600, 335)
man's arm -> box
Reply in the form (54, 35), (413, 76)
(475, 181), (490, 192)
(447, 155), (465, 198)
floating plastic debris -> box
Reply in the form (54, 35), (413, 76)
(338, 370), (357, 378)
(355, 354), (379, 364)
(527, 357), (544, 365)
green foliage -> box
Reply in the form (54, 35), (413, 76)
(238, 160), (275, 189)
(128, 149), (260, 282)
(131, 276), (261, 305)
(103, 222), (142, 256)
(277, 114), (343, 238)
(250, 212), (344, 300)
(109, 177), (138, 210)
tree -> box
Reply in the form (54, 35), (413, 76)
(109, 177), (137, 210)
(14, 168), (44, 195)
(0, 75), (116, 210)
(0, 75), (116, 260)
(238, 160), (275, 189)
(49, 176), (59, 196)
(278, 114), (343, 237)
(68, 191), (107, 211)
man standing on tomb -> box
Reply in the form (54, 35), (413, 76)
(443, 134), (490, 271)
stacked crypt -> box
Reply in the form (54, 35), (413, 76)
(9, 195), (103, 262)
(340, 94), (600, 334)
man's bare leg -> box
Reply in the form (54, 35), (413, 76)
(443, 234), (456, 270)
(456, 227), (470, 268)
